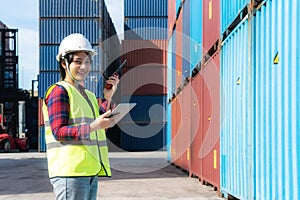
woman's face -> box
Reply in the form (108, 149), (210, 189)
(64, 51), (91, 83)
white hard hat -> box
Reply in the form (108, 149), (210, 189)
(56, 33), (97, 61)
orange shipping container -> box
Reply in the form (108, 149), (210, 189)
(38, 98), (45, 126)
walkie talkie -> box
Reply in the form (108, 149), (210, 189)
(103, 60), (127, 90)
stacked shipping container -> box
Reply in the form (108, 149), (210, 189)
(168, 0), (300, 199)
(120, 0), (168, 151)
(38, 0), (120, 151)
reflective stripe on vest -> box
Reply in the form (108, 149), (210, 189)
(43, 81), (111, 178)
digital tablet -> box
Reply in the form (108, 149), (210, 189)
(107, 103), (136, 125)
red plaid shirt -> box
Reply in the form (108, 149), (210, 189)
(45, 84), (110, 141)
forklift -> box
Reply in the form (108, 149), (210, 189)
(0, 103), (29, 152)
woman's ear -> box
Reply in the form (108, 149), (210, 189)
(61, 60), (67, 69)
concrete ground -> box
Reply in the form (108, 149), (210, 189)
(0, 151), (223, 200)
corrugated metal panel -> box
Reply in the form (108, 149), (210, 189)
(38, 72), (60, 98)
(38, 71), (103, 98)
(168, 0), (176, 38)
(180, 82), (191, 172)
(182, 0), (191, 78)
(121, 40), (167, 66)
(40, 0), (102, 17)
(199, 53), (220, 190)
(120, 122), (166, 151)
(121, 65), (167, 96)
(40, 45), (102, 72)
(220, 19), (253, 199)
(39, 126), (46, 152)
(83, 71), (103, 98)
(120, 95), (166, 123)
(175, 12), (183, 90)
(190, 0), (202, 70)
(190, 72), (203, 178)
(203, 0), (220, 52)
(171, 34), (177, 94)
(40, 19), (102, 44)
(171, 93), (183, 166)
(253, 1), (300, 199)
(124, 17), (168, 40)
(124, 0), (167, 17)
(220, 0), (249, 34)
(166, 103), (172, 161)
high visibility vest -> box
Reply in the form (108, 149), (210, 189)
(43, 81), (111, 178)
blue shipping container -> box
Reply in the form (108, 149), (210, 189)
(220, 19), (253, 199)
(40, 0), (102, 18)
(124, 0), (168, 17)
(40, 19), (102, 44)
(253, 0), (300, 199)
(124, 17), (168, 40)
(182, 0), (191, 79)
(189, 0), (202, 70)
(120, 122), (166, 151)
(38, 71), (104, 98)
(220, 0), (249, 34)
(40, 45), (102, 71)
(39, 126), (46, 152)
(121, 95), (167, 123)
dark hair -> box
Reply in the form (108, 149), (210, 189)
(58, 52), (92, 80)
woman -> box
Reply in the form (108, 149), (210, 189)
(43, 33), (119, 200)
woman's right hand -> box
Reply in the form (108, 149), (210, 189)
(89, 110), (113, 132)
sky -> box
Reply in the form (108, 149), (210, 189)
(0, 0), (124, 90)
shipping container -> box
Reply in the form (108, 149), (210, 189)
(252, 0), (300, 199)
(121, 65), (167, 96)
(124, 0), (167, 17)
(168, 0), (176, 38)
(220, 19), (253, 199)
(120, 95), (166, 123)
(179, 82), (192, 172)
(38, 98), (44, 126)
(182, 0), (191, 79)
(176, 0), (182, 14)
(203, 0), (220, 53)
(40, 45), (102, 71)
(120, 122), (166, 151)
(38, 72), (60, 98)
(121, 40), (167, 67)
(199, 53), (220, 190)
(38, 71), (104, 98)
(166, 102), (172, 161)
(171, 93), (183, 166)
(39, 126), (46, 152)
(220, 0), (249, 34)
(175, 12), (183, 90)
(124, 17), (168, 40)
(190, 72), (203, 179)
(40, 0), (102, 18)
(190, 0), (203, 71)
(40, 19), (102, 45)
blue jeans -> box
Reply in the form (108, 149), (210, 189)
(50, 176), (98, 200)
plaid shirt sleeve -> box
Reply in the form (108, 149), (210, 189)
(45, 85), (90, 141)
(99, 98), (116, 114)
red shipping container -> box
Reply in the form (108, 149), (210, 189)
(191, 52), (220, 190)
(121, 40), (167, 67)
(202, 0), (220, 54)
(120, 64), (167, 96)
(171, 94), (182, 166)
(180, 82), (192, 173)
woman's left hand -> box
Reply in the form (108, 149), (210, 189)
(103, 74), (119, 100)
